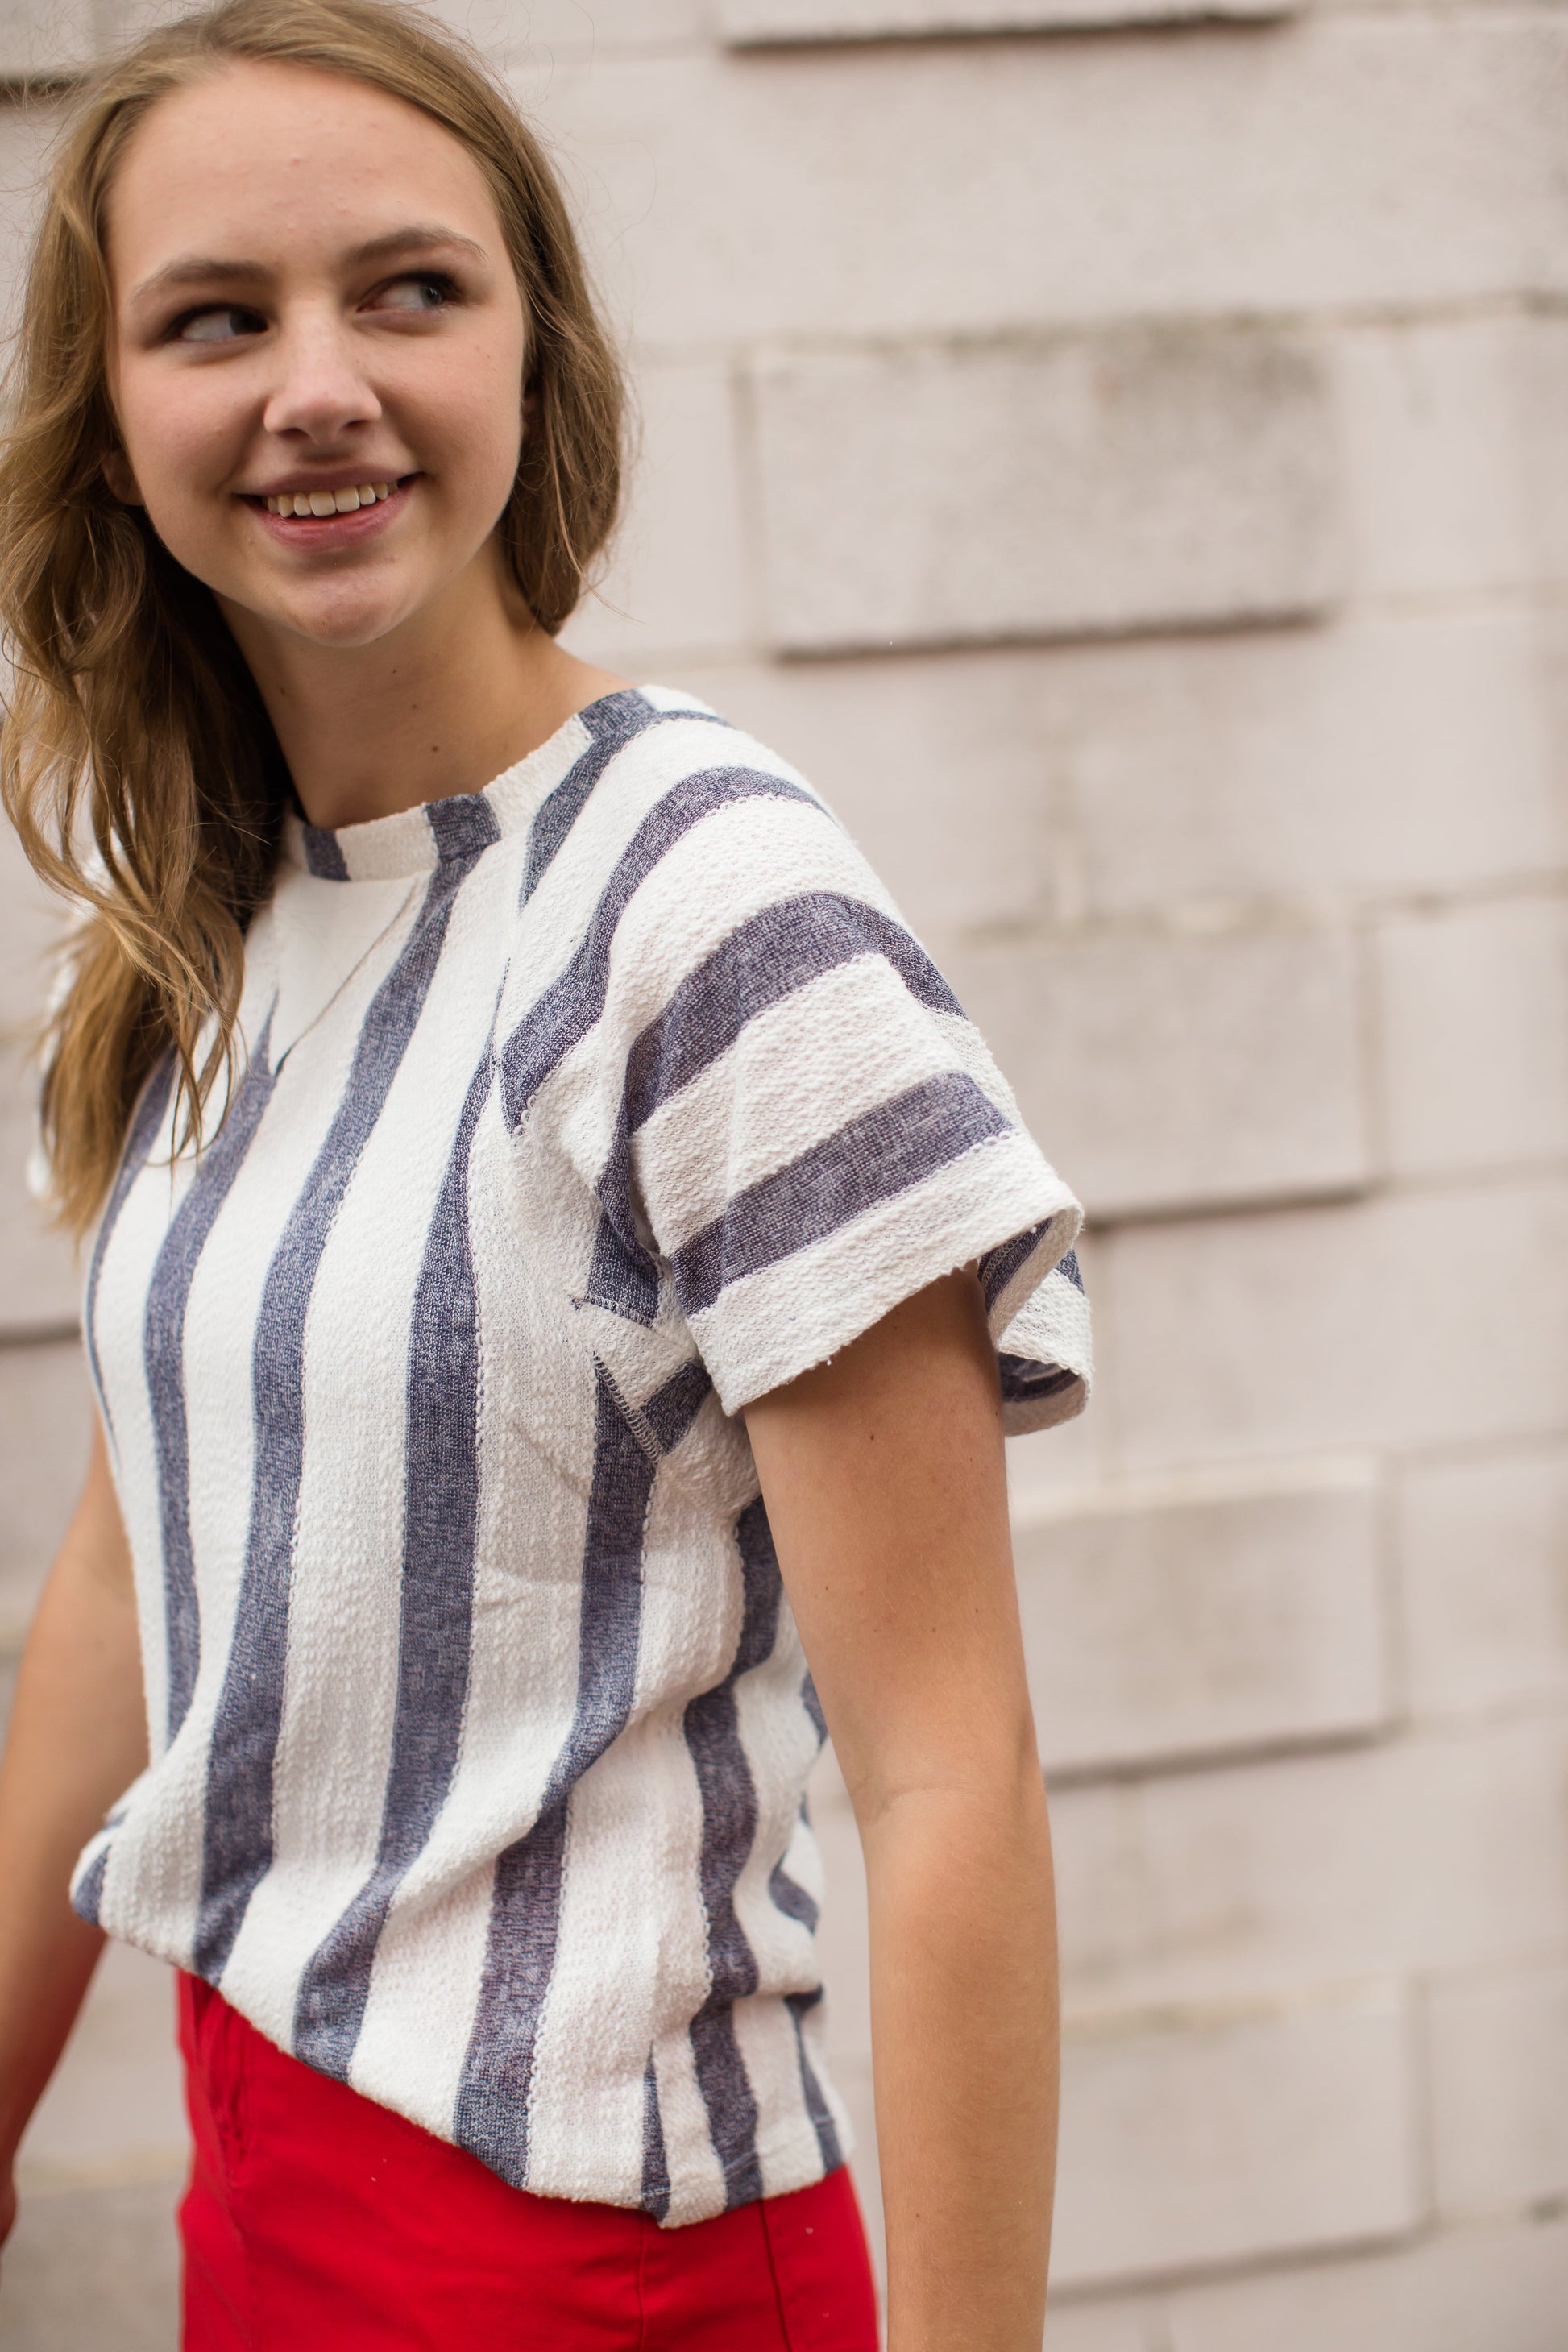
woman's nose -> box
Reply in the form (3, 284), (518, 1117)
(261, 312), (382, 443)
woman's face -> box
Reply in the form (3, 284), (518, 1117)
(105, 59), (529, 655)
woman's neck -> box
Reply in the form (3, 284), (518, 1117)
(220, 543), (626, 833)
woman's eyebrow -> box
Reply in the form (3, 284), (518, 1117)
(127, 226), (488, 309)
(345, 225), (489, 268)
(127, 255), (268, 307)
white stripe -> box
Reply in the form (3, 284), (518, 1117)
(225, 902), (499, 2040)
(267, 873), (417, 1064)
(91, 1128), (192, 1761)
(731, 1604), (823, 2003)
(732, 1993), (819, 2198)
(524, 1742), (662, 2205)
(106, 985), (372, 1964)
(94, 1048), (291, 1951)
(728, 1605), (831, 2192)
(651, 2021), (729, 2226)
(689, 1130), (1080, 1415)
(485, 708), (593, 839)
(525, 1477), (737, 2198)
(778, 1803), (826, 1926)
(632, 952), (960, 1255)
(347, 1856), (499, 2138)
(1000, 1259), (1095, 1431)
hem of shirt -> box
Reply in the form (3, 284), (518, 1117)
(1002, 1375), (1089, 1438)
(695, 1141), (1083, 1420)
(657, 2118), (856, 2230)
(77, 1908), (855, 2238)
(996, 1245), (1094, 1438)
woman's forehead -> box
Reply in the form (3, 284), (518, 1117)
(106, 60), (504, 285)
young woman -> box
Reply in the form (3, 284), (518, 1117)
(0, 2), (1090, 2344)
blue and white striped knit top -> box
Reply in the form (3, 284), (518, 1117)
(75, 686), (1090, 2225)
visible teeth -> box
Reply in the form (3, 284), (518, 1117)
(262, 479), (397, 516)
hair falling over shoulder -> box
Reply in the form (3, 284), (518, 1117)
(0, 0), (624, 1237)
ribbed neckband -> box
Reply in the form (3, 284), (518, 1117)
(278, 685), (663, 883)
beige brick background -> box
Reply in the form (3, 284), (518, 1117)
(2, 0), (1566, 2342)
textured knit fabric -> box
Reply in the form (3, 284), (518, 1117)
(178, 1975), (879, 2350)
(75, 685), (1090, 2227)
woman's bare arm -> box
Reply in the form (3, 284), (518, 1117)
(0, 1417), (147, 2255)
(745, 1269), (1057, 2352)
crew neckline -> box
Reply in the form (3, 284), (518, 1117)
(278, 685), (687, 884)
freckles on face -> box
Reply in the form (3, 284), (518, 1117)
(104, 60), (529, 650)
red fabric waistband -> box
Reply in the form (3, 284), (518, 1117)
(176, 1972), (879, 2352)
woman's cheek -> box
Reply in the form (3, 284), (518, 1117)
(120, 381), (231, 514)
(421, 351), (525, 496)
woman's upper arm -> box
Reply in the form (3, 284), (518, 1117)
(59, 1415), (135, 1605)
(742, 1268), (1037, 1825)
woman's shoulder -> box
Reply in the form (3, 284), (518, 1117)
(560, 683), (898, 936)
(498, 681), (948, 1122)
(575, 684), (829, 820)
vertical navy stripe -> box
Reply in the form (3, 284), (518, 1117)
(292, 1027), (496, 2076)
(764, 1773), (841, 2175)
(521, 693), (733, 908)
(521, 691), (663, 905)
(143, 1012), (278, 1747)
(638, 1359), (712, 1455)
(84, 1055), (176, 1435)
(192, 858), (472, 1984)
(768, 1859), (818, 1932)
(72, 1794), (132, 1927)
(785, 1988), (843, 2175)
(426, 794), (502, 863)
(979, 1219), (1047, 1309)
(641, 2055), (671, 2221)
(453, 1363), (656, 2187)
(682, 1495), (783, 2207)
(301, 824), (351, 881)
(71, 1843), (111, 1929)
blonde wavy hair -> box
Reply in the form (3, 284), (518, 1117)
(1, 0), (624, 1234)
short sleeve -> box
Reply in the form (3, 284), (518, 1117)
(589, 786), (1091, 1433)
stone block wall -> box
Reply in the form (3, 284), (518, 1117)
(2, 0), (1566, 2342)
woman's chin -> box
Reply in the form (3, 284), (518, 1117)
(221, 576), (433, 657)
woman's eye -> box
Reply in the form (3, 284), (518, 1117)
(371, 275), (458, 315)
(174, 305), (267, 345)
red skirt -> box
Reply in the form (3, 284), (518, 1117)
(178, 1973), (879, 2351)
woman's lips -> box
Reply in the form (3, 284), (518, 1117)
(246, 475), (414, 547)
